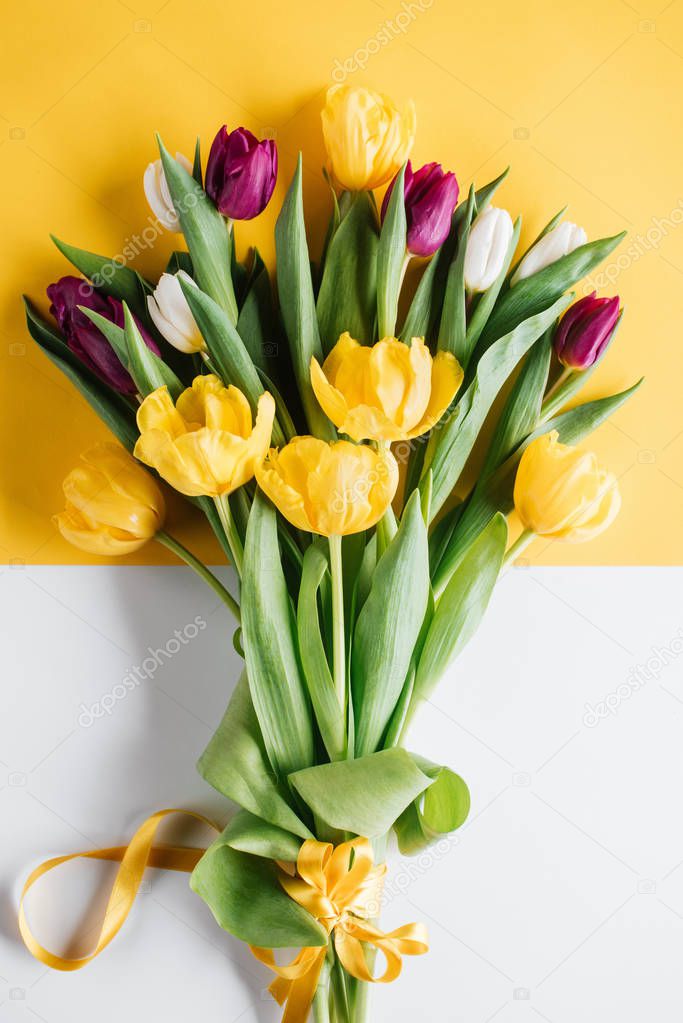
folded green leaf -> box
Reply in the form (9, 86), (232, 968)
(157, 137), (238, 323)
(352, 492), (429, 756)
(23, 297), (138, 450)
(220, 809), (302, 861)
(242, 491), (315, 777)
(437, 185), (475, 359)
(122, 303), (185, 399)
(395, 762), (470, 855)
(198, 672), (313, 839)
(50, 235), (148, 315)
(426, 293), (573, 517)
(191, 840), (326, 948)
(297, 545), (346, 762)
(289, 748), (432, 837)
(275, 155), (333, 438)
(377, 163), (407, 338)
(317, 191), (379, 350)
(236, 258), (279, 374)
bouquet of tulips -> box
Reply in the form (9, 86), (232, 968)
(23, 84), (639, 1022)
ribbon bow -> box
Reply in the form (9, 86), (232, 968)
(250, 837), (428, 1023)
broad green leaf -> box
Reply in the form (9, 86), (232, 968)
(289, 748), (432, 837)
(418, 513), (507, 685)
(352, 492), (429, 756)
(157, 137), (238, 323)
(377, 163), (407, 338)
(437, 185), (475, 359)
(433, 380), (643, 592)
(242, 491), (315, 777)
(122, 303), (184, 399)
(220, 809), (302, 862)
(480, 328), (553, 476)
(197, 673), (312, 839)
(50, 235), (148, 314)
(165, 250), (194, 276)
(395, 762), (470, 855)
(236, 259), (278, 374)
(317, 190), (379, 350)
(191, 841), (326, 948)
(275, 155), (333, 438)
(297, 545), (346, 762)
(426, 293), (573, 517)
(477, 232), (625, 352)
(23, 297), (138, 450)
(463, 215), (522, 364)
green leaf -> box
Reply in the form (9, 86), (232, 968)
(50, 236), (147, 314)
(297, 545), (346, 762)
(23, 297), (138, 450)
(317, 191), (379, 350)
(417, 513), (507, 685)
(220, 809), (302, 861)
(157, 136), (238, 323)
(426, 293), (573, 518)
(191, 840), (326, 948)
(480, 327), (553, 476)
(289, 748), (432, 837)
(507, 205), (568, 283)
(121, 303), (184, 399)
(437, 185), (475, 359)
(395, 763), (470, 855)
(236, 258), (279, 374)
(192, 136), (203, 186)
(377, 163), (407, 338)
(477, 232), (625, 352)
(433, 380), (643, 593)
(352, 492), (430, 756)
(197, 672), (313, 839)
(275, 155), (334, 438)
(242, 491), (315, 777)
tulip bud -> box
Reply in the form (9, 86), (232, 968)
(463, 207), (514, 293)
(55, 443), (166, 556)
(554, 292), (620, 370)
(513, 431), (620, 543)
(147, 271), (205, 354)
(143, 153), (192, 231)
(47, 276), (159, 394)
(511, 221), (587, 286)
(205, 126), (277, 220)
(381, 161), (459, 257)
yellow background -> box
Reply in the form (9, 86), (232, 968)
(1, 0), (682, 566)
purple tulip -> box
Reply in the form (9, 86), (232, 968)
(205, 126), (277, 220)
(47, 276), (159, 394)
(381, 161), (460, 257)
(554, 292), (621, 370)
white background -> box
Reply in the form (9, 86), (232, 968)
(2, 564), (683, 1022)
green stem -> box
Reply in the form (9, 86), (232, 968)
(501, 528), (535, 572)
(155, 531), (240, 623)
(329, 534), (346, 714)
(214, 493), (244, 578)
(312, 960), (331, 1023)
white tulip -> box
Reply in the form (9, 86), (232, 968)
(511, 221), (587, 286)
(464, 207), (514, 293)
(147, 271), (205, 354)
(143, 153), (192, 232)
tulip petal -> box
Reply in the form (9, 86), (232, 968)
(137, 387), (187, 437)
(407, 351), (463, 439)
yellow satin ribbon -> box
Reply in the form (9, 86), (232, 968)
(250, 837), (429, 1023)
(19, 808), (220, 971)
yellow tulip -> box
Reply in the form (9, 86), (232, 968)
(134, 374), (275, 497)
(513, 431), (621, 543)
(321, 85), (416, 192)
(54, 443), (165, 556)
(256, 437), (399, 536)
(310, 333), (462, 442)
